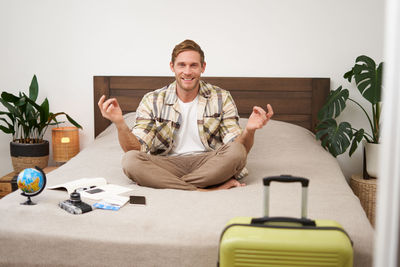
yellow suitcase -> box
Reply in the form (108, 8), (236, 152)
(218, 175), (353, 267)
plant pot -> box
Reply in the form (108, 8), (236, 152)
(364, 142), (380, 178)
(10, 140), (49, 174)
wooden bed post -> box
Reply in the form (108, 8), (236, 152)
(311, 78), (330, 132)
(93, 76), (111, 137)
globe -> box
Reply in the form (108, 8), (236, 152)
(17, 167), (47, 205)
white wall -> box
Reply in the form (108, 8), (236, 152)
(0, 0), (384, 179)
(374, 0), (400, 265)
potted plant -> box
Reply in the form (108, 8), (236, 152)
(0, 75), (82, 173)
(315, 55), (383, 178)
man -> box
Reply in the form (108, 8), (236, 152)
(98, 39), (273, 191)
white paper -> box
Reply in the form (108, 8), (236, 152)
(48, 177), (107, 194)
(102, 195), (130, 206)
(80, 184), (132, 200)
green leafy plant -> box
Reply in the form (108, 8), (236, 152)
(316, 55), (383, 157)
(0, 75), (82, 143)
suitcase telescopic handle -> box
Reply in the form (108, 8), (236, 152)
(263, 175), (309, 219)
(263, 175), (309, 187)
(251, 216), (316, 227)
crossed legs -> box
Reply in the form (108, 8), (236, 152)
(121, 142), (247, 191)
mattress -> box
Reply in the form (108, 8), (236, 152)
(0, 114), (374, 267)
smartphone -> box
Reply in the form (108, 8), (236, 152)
(129, 195), (146, 205)
(85, 188), (104, 194)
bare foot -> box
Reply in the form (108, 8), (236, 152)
(198, 179), (246, 192)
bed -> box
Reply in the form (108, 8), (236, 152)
(0, 76), (374, 267)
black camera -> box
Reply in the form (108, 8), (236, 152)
(59, 191), (93, 214)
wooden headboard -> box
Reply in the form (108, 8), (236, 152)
(93, 76), (330, 137)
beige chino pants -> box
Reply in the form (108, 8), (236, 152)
(121, 141), (247, 190)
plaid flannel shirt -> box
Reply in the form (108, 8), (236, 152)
(131, 80), (248, 179)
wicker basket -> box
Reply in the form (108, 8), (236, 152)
(10, 140), (49, 174)
(350, 174), (377, 226)
(12, 155), (49, 174)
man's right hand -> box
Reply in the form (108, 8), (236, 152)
(98, 95), (123, 124)
(98, 95), (141, 152)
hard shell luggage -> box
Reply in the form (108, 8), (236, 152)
(218, 175), (353, 267)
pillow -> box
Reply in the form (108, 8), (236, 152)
(95, 112), (137, 139)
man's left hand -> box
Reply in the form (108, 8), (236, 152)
(246, 104), (274, 132)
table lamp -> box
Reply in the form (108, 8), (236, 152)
(52, 127), (80, 163)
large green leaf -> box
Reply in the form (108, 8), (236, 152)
(49, 112), (83, 129)
(0, 116), (15, 133)
(16, 96), (27, 107)
(0, 124), (14, 134)
(1, 92), (20, 103)
(23, 93), (41, 109)
(376, 62), (383, 99)
(0, 98), (19, 116)
(349, 129), (364, 156)
(344, 68), (354, 83)
(29, 75), (39, 102)
(346, 55), (382, 104)
(316, 118), (352, 157)
(317, 86), (349, 121)
(65, 114), (83, 129)
(0, 117), (13, 127)
(39, 98), (50, 125)
(19, 95), (40, 137)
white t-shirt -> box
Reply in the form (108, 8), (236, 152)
(169, 96), (206, 155)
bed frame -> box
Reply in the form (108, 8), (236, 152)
(93, 76), (330, 137)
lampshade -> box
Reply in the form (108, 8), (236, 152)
(52, 127), (80, 162)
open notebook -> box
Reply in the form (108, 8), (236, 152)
(48, 177), (132, 205)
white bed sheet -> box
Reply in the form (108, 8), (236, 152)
(0, 115), (374, 266)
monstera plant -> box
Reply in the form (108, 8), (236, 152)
(316, 55), (383, 158)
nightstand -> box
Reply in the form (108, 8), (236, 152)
(350, 174), (377, 227)
(0, 166), (59, 198)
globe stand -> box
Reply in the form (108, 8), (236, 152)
(21, 195), (36, 205)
